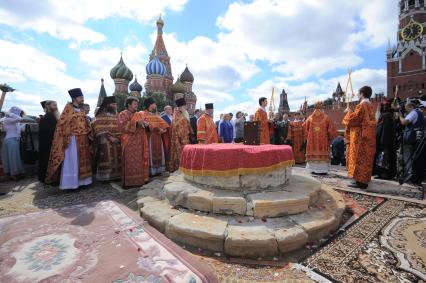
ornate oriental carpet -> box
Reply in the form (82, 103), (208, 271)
(0, 201), (217, 283)
(305, 199), (426, 282)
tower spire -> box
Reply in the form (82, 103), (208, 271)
(156, 13), (164, 35)
(152, 15), (168, 58)
(97, 78), (107, 108)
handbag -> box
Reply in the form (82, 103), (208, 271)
(20, 124), (38, 164)
(375, 150), (389, 170)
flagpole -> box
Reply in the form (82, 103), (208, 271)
(269, 86), (275, 120)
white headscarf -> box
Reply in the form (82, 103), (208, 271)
(8, 106), (23, 117)
(5, 106), (24, 138)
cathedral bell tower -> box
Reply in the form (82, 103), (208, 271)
(387, 0), (426, 99)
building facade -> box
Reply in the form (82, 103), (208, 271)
(387, 0), (426, 99)
(278, 89), (290, 115)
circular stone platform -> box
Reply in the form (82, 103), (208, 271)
(137, 144), (344, 258)
(180, 144), (294, 190)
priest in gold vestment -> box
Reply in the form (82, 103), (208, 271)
(169, 98), (193, 172)
(197, 103), (218, 144)
(45, 88), (92, 189)
(304, 102), (337, 174)
(92, 96), (121, 181)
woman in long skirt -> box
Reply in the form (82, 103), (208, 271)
(1, 106), (25, 180)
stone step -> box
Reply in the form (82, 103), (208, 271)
(224, 220), (278, 257)
(247, 191), (310, 217)
(137, 186), (344, 258)
(185, 167), (292, 190)
(165, 213), (228, 252)
(161, 173), (322, 218)
(140, 199), (180, 233)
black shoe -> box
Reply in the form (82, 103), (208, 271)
(348, 181), (368, 189)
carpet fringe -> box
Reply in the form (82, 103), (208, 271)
(292, 264), (333, 283)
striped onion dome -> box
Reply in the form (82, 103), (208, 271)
(129, 76), (143, 92)
(110, 55), (133, 81)
(146, 56), (166, 76)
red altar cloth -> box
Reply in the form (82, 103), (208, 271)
(180, 144), (294, 177)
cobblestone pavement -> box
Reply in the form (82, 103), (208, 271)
(2, 168), (423, 282)
(0, 178), (139, 217)
(294, 165), (425, 202)
(0, 178), (317, 282)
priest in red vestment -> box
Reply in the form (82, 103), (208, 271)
(143, 97), (170, 176)
(197, 103), (218, 144)
(169, 98), (193, 172)
(288, 112), (306, 164)
(118, 97), (149, 187)
(304, 102), (337, 174)
(45, 88), (92, 189)
(343, 86), (377, 189)
(254, 97), (270, 144)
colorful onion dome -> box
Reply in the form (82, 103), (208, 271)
(110, 55), (133, 81)
(129, 76), (143, 92)
(180, 66), (194, 83)
(185, 91), (196, 100)
(146, 56), (166, 76)
(171, 76), (186, 94)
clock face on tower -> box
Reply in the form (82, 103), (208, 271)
(401, 20), (424, 41)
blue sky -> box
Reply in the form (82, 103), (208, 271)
(0, 0), (398, 117)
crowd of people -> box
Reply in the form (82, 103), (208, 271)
(0, 85), (425, 192)
(0, 89), (195, 189)
(210, 86), (426, 190)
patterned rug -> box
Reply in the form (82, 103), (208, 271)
(304, 199), (426, 282)
(0, 201), (217, 283)
(184, 192), (386, 282)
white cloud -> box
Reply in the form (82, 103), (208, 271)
(0, 0), (188, 45)
(216, 0), (397, 80)
(153, 32), (260, 104)
(0, 67), (26, 83)
(79, 43), (148, 94)
(0, 39), (110, 115)
(357, 0), (399, 47)
(211, 0), (395, 116)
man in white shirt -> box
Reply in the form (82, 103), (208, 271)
(161, 105), (173, 126)
(397, 102), (424, 181)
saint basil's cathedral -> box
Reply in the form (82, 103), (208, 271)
(97, 16), (197, 114)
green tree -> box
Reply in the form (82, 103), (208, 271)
(113, 91), (167, 113)
(324, 98), (333, 106)
(114, 93), (127, 113)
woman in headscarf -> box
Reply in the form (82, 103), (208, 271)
(374, 100), (397, 180)
(1, 106), (25, 179)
